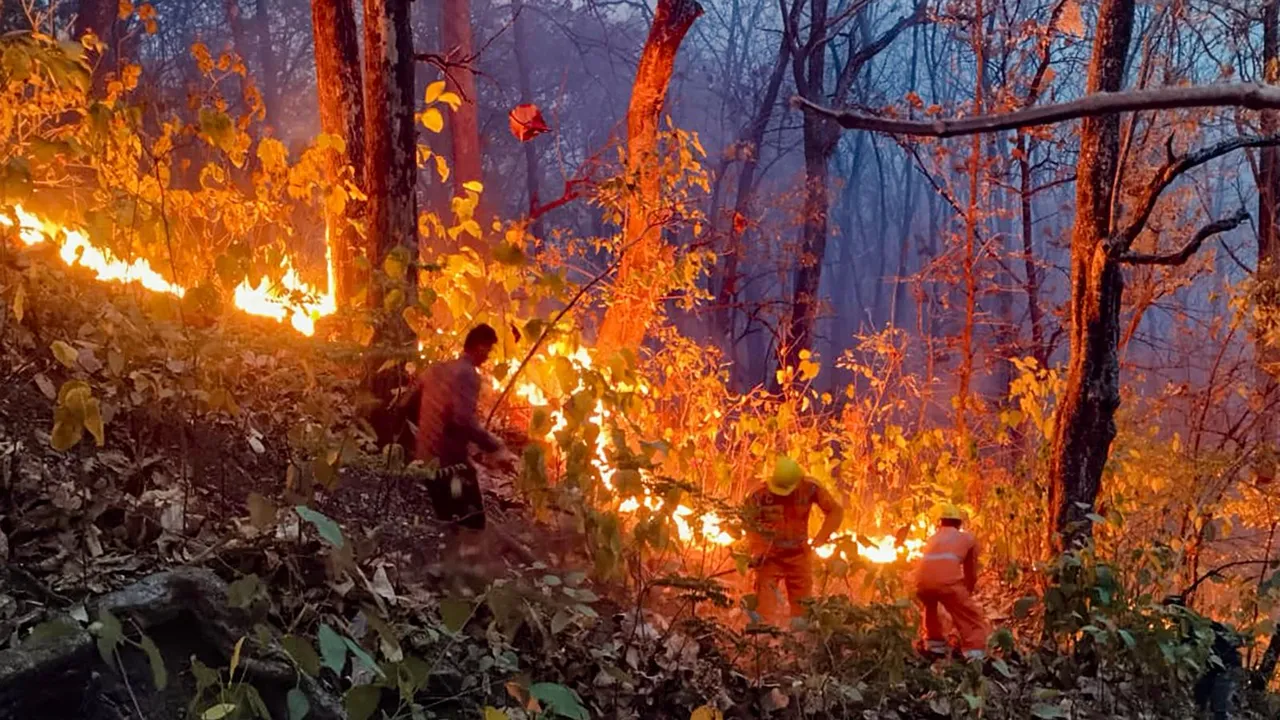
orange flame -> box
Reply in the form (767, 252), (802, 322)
(3, 205), (336, 336)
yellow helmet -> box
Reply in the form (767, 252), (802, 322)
(936, 503), (964, 522)
(768, 456), (805, 496)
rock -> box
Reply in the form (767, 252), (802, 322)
(0, 567), (348, 720)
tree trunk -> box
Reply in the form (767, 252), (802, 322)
(441, 0), (484, 205)
(1047, 0), (1135, 552)
(363, 0), (418, 378)
(311, 0), (366, 308)
(512, 0), (543, 237)
(1254, 0), (1280, 688)
(956, 0), (987, 442)
(253, 0), (281, 128)
(714, 24), (794, 343)
(1018, 132), (1048, 366)
(596, 0), (704, 352)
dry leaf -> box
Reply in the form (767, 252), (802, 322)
(1059, 0), (1085, 37)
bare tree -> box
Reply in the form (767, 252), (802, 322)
(253, 0), (282, 128)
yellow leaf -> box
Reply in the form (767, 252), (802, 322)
(691, 706), (723, 720)
(12, 285), (24, 323)
(483, 708), (509, 720)
(463, 180), (484, 194)
(51, 340), (79, 369)
(424, 80), (446, 104)
(439, 91), (462, 111)
(117, 0), (134, 19)
(435, 154), (450, 183)
(230, 637), (245, 679)
(84, 396), (105, 446)
(422, 108), (444, 133)
(50, 416), (83, 451)
(256, 137), (289, 174)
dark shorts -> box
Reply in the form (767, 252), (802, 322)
(427, 462), (486, 530)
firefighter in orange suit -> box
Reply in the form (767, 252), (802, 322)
(914, 503), (989, 659)
(744, 457), (843, 624)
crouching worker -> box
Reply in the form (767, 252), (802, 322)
(414, 325), (513, 548)
(743, 457), (843, 626)
(914, 503), (989, 660)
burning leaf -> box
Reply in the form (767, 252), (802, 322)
(508, 103), (550, 142)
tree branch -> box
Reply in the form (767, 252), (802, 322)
(1116, 208), (1250, 266)
(1117, 134), (1280, 248)
(792, 83), (1280, 137)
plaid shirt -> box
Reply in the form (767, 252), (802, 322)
(414, 356), (501, 466)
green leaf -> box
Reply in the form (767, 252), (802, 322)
(287, 688), (311, 720)
(1013, 595), (1038, 619)
(318, 623), (348, 675)
(530, 682), (589, 720)
(343, 637), (385, 678)
(24, 616), (84, 647)
(228, 574), (262, 609)
(282, 634), (322, 676)
(1030, 704), (1067, 719)
(1117, 629), (1136, 649)
(439, 598), (474, 633)
(139, 633), (168, 689)
(296, 506), (345, 548)
(203, 704), (238, 720)
(344, 685), (382, 720)
(991, 658), (1015, 679)
(94, 608), (123, 667)
(51, 340), (78, 368)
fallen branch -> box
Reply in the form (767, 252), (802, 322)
(1116, 208), (1250, 266)
(792, 83), (1280, 137)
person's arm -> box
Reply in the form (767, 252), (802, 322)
(453, 365), (503, 453)
(963, 539), (979, 593)
(811, 482), (844, 547)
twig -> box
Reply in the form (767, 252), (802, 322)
(484, 244), (634, 427)
(114, 646), (147, 720)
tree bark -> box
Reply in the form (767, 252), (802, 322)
(311, 0), (366, 308)
(512, 0), (543, 237)
(1254, 0), (1280, 688)
(441, 0), (484, 205)
(596, 0), (704, 352)
(1046, 0), (1134, 552)
(253, 0), (281, 128)
(363, 0), (418, 369)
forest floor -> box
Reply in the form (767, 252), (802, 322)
(0, 271), (1277, 719)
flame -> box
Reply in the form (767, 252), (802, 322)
(3, 205), (336, 336)
(500, 341), (927, 559)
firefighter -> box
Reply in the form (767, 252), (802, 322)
(914, 503), (989, 659)
(743, 456), (843, 625)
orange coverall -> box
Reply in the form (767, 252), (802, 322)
(914, 526), (989, 655)
(744, 480), (841, 622)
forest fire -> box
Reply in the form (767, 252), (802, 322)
(2, 206), (336, 336)
(502, 342), (923, 562)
